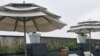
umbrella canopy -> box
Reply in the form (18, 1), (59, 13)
(0, 3), (66, 32)
(67, 21), (100, 33)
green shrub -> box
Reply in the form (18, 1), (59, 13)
(67, 43), (79, 50)
(47, 42), (80, 51)
(47, 43), (62, 51)
(14, 44), (26, 53)
(0, 44), (26, 54)
(0, 45), (8, 54)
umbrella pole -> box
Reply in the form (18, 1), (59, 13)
(89, 30), (91, 56)
(23, 18), (27, 56)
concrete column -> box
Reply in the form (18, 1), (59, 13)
(28, 33), (41, 44)
(77, 33), (87, 43)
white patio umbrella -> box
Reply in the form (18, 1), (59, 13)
(68, 21), (100, 32)
(67, 21), (100, 56)
(0, 3), (66, 56)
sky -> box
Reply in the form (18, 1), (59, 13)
(0, 0), (100, 38)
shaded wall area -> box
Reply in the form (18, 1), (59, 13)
(87, 39), (100, 49)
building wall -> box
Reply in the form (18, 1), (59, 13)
(40, 36), (77, 45)
(0, 36), (24, 47)
(40, 37), (77, 46)
(0, 35), (100, 47)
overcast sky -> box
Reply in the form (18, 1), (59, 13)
(0, 0), (100, 38)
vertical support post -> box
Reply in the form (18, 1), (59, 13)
(88, 29), (91, 56)
(23, 17), (27, 56)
